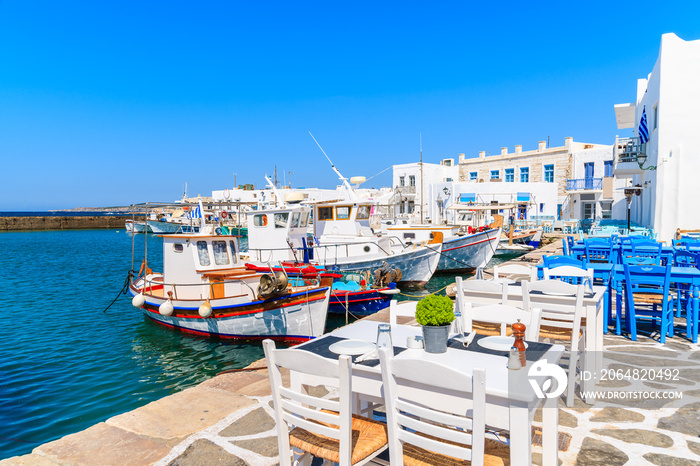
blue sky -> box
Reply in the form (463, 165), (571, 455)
(1, 1), (698, 210)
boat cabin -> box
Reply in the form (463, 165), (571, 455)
(246, 205), (312, 262)
(313, 201), (374, 238)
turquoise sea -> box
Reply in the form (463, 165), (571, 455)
(0, 229), (513, 460)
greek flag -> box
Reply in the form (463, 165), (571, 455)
(638, 106), (649, 144)
(186, 205), (202, 219)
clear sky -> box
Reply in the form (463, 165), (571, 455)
(1, 1), (698, 210)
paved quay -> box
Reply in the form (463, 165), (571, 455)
(3, 234), (700, 465)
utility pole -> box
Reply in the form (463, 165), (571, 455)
(289, 171), (292, 188)
(233, 173), (237, 189)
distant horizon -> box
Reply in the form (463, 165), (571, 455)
(2, 1), (698, 210)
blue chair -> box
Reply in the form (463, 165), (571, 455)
(623, 262), (674, 343)
(562, 235), (575, 257)
(673, 250), (700, 319)
(620, 241), (663, 265)
(673, 238), (700, 250)
(542, 255), (587, 270)
(584, 239), (616, 264)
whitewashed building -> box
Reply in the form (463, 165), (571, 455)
(613, 33), (700, 242)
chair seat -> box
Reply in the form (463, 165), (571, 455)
(403, 437), (510, 466)
(633, 292), (673, 304)
(289, 412), (388, 464)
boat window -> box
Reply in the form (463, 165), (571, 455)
(290, 212), (300, 228)
(212, 241), (229, 265)
(274, 212), (289, 228)
(356, 205), (371, 220)
(336, 206), (352, 220)
(318, 207), (333, 221)
(300, 211), (309, 227)
(403, 233), (416, 240)
(173, 244), (183, 253)
(229, 240), (238, 263)
(253, 214), (268, 227)
(196, 241), (211, 266)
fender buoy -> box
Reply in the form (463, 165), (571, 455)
(221, 211), (228, 218)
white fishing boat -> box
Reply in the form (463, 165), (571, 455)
(125, 219), (150, 233)
(383, 223), (500, 272)
(129, 231), (331, 342)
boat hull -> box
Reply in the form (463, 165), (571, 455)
(437, 228), (501, 272)
(147, 220), (183, 234)
(130, 285), (330, 343)
(328, 288), (392, 316)
(319, 244), (441, 287)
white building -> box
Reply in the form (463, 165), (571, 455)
(613, 33), (700, 242)
(391, 158), (458, 220)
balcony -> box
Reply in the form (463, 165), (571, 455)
(614, 136), (645, 176)
(566, 178), (603, 191)
(396, 186), (416, 195)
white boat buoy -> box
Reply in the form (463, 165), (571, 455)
(159, 299), (174, 316)
(378, 288), (400, 295)
(132, 293), (145, 307)
(199, 301), (213, 318)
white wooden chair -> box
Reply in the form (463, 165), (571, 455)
(522, 280), (585, 407)
(263, 340), (388, 466)
(492, 263), (537, 282)
(378, 346), (510, 466)
(454, 277), (508, 315)
(389, 299), (418, 325)
(543, 265), (593, 291)
(462, 303), (541, 341)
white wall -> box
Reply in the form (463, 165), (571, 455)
(629, 33), (700, 242)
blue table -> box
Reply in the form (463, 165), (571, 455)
(612, 264), (700, 343)
(570, 243), (676, 263)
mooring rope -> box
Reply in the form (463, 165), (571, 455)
(102, 271), (134, 314)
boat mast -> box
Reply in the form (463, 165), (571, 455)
(309, 132), (358, 201)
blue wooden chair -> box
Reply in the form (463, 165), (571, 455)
(562, 235), (575, 257)
(672, 250), (700, 319)
(620, 241), (663, 265)
(584, 239), (616, 264)
(622, 262), (674, 343)
(673, 238), (700, 250)
(542, 255), (587, 270)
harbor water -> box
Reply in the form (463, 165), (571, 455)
(0, 229), (514, 460)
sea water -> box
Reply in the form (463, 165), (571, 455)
(0, 229), (512, 459)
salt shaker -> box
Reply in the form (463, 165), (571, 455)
(376, 323), (393, 350)
(508, 347), (522, 370)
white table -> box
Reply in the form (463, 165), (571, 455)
(462, 283), (607, 401)
(292, 320), (564, 466)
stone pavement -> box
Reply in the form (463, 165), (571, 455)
(3, 234), (700, 465)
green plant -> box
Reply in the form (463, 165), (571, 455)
(415, 294), (455, 327)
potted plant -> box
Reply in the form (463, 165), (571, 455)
(415, 294), (455, 353)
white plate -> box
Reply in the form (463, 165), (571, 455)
(477, 336), (529, 352)
(329, 339), (376, 355)
(539, 290), (574, 296)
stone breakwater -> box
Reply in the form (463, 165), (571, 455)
(0, 216), (131, 231)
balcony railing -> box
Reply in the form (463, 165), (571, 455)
(396, 186), (416, 194)
(614, 136), (645, 164)
(567, 178), (602, 191)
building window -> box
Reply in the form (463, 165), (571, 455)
(601, 201), (612, 219)
(505, 168), (514, 182)
(544, 164), (554, 183)
(443, 160), (452, 166)
(653, 104), (658, 131)
(409, 175), (416, 187)
(470, 171), (477, 181)
(399, 176), (405, 187)
(604, 160), (613, 177)
(520, 167), (529, 182)
(490, 170), (499, 180)
(445, 177), (453, 182)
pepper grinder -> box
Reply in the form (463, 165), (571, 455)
(512, 319), (527, 367)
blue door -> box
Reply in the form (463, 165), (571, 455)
(584, 163), (594, 189)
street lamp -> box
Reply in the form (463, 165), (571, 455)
(637, 152), (656, 171)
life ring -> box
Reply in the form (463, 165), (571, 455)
(221, 210), (228, 219)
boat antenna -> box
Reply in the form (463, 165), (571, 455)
(309, 132), (358, 201)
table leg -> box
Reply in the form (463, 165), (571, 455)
(693, 286), (699, 344)
(603, 277), (610, 334)
(542, 395), (559, 466)
(509, 405), (532, 466)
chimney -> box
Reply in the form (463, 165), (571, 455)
(515, 145), (522, 154)
(565, 137), (573, 147)
(479, 151), (486, 159)
(538, 141), (546, 151)
(501, 147), (508, 156)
